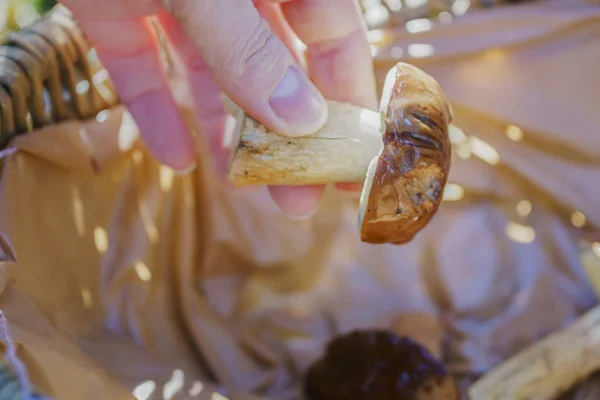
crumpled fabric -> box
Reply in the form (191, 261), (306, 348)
(0, 0), (599, 399)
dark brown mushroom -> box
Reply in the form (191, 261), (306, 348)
(304, 329), (460, 400)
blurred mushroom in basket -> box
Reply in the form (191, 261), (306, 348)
(305, 329), (459, 400)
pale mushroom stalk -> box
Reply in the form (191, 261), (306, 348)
(225, 62), (453, 245)
(227, 101), (383, 186)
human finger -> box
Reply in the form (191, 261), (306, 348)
(155, 11), (230, 178)
(158, 11), (323, 215)
(253, 0), (306, 66)
(160, 0), (328, 138)
(63, 1), (197, 171)
(279, 0), (377, 109)
(253, 1), (326, 216)
(280, 0), (377, 192)
(267, 185), (325, 219)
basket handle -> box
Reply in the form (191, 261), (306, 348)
(0, 5), (119, 149)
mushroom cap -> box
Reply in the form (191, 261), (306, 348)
(304, 329), (460, 400)
(358, 62), (452, 245)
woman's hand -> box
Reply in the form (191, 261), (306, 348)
(60, 0), (377, 218)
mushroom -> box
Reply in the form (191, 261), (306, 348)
(304, 329), (460, 400)
(226, 62), (452, 244)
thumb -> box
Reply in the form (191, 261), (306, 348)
(161, 0), (328, 136)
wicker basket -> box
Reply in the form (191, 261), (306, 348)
(0, 5), (118, 149)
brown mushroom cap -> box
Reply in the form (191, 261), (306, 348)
(304, 329), (460, 400)
(358, 62), (452, 245)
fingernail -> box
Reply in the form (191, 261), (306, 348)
(269, 67), (328, 136)
(287, 208), (318, 221)
(174, 162), (197, 176)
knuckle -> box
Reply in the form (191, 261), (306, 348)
(159, 0), (188, 18)
(224, 19), (285, 85)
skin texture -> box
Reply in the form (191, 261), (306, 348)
(59, 0), (378, 218)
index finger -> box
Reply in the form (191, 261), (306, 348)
(279, 0), (378, 110)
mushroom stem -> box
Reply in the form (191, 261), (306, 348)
(227, 100), (382, 186)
